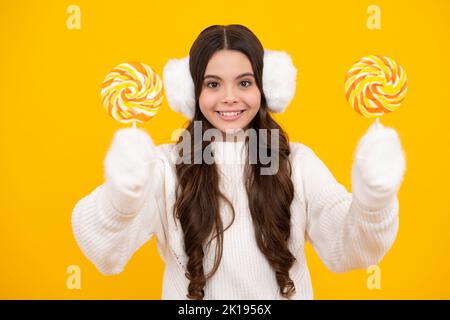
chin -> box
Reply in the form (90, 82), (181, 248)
(219, 124), (245, 133)
(221, 126), (244, 134)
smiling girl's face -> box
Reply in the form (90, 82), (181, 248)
(199, 50), (261, 137)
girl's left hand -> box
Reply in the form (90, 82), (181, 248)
(351, 120), (407, 210)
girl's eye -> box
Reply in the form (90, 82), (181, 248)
(205, 80), (252, 88)
(206, 82), (218, 88)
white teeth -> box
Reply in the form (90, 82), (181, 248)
(218, 111), (243, 117)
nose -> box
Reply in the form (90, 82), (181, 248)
(222, 96), (238, 104)
(222, 86), (238, 104)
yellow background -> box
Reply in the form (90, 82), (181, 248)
(1, 0), (449, 299)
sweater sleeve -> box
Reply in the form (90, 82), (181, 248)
(71, 155), (167, 276)
(296, 144), (399, 273)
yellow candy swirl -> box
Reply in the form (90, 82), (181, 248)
(101, 62), (163, 124)
(345, 55), (408, 118)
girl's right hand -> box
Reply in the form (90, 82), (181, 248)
(103, 128), (156, 215)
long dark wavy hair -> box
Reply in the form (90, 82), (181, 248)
(173, 24), (296, 300)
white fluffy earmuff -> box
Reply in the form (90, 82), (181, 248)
(162, 49), (297, 119)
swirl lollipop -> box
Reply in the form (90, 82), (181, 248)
(344, 55), (407, 122)
(101, 62), (164, 128)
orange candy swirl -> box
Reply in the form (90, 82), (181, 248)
(345, 55), (408, 118)
(101, 62), (163, 124)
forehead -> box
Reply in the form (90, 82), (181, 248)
(204, 50), (253, 77)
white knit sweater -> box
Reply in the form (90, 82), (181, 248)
(71, 140), (399, 300)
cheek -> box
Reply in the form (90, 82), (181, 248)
(199, 91), (218, 112)
(243, 89), (261, 109)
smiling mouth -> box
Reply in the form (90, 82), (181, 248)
(215, 110), (246, 121)
(216, 110), (245, 117)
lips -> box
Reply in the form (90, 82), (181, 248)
(215, 109), (246, 121)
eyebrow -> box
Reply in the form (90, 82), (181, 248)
(203, 72), (255, 80)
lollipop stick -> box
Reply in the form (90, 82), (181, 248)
(132, 121), (137, 129)
(375, 117), (381, 128)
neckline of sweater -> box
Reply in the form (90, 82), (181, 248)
(211, 140), (247, 165)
